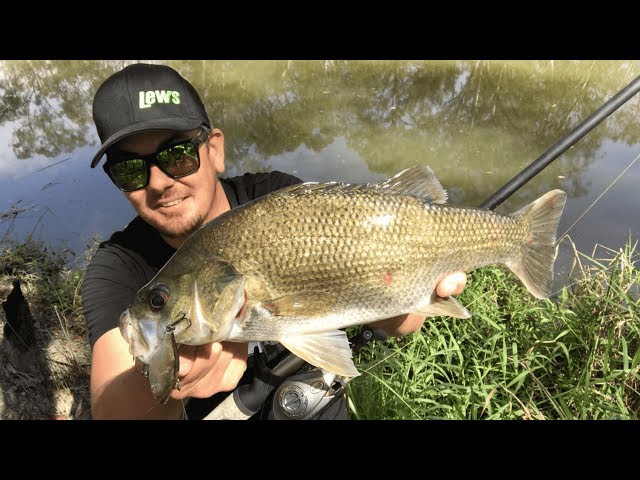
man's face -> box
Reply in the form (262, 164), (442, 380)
(112, 128), (227, 244)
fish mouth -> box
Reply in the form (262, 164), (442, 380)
(119, 309), (178, 404)
(119, 309), (133, 344)
(119, 308), (153, 358)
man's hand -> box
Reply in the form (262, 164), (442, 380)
(171, 341), (248, 400)
(370, 271), (467, 337)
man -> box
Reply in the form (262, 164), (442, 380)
(81, 63), (467, 420)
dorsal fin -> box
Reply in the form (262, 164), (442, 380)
(276, 182), (369, 196)
(275, 165), (448, 203)
(372, 165), (448, 204)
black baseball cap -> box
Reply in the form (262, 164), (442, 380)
(90, 63), (210, 168)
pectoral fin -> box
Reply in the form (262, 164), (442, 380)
(262, 292), (337, 317)
(148, 330), (180, 405)
(280, 330), (360, 377)
(413, 294), (471, 319)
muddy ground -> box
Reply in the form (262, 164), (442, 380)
(0, 278), (92, 420)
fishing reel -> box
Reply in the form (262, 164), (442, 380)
(270, 364), (347, 420)
(204, 327), (387, 420)
(269, 326), (387, 419)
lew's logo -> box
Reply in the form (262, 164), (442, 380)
(139, 90), (181, 109)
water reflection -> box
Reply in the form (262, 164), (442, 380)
(0, 60), (639, 275)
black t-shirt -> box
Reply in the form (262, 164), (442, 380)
(81, 171), (348, 420)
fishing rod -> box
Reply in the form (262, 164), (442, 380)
(204, 72), (640, 421)
(480, 74), (640, 210)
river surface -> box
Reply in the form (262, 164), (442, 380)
(1, 60), (639, 291)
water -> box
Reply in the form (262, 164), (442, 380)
(1, 60), (639, 289)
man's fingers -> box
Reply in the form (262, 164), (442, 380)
(172, 342), (246, 399)
(436, 271), (467, 297)
(177, 342), (221, 378)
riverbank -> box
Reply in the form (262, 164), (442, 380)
(0, 236), (93, 419)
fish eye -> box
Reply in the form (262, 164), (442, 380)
(149, 284), (170, 311)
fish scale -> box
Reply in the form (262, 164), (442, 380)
(118, 165), (567, 403)
(204, 190), (525, 308)
(230, 194), (421, 298)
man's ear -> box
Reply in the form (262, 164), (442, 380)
(208, 128), (225, 174)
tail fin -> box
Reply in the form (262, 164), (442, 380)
(506, 190), (567, 299)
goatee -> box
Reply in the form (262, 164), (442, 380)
(155, 215), (204, 241)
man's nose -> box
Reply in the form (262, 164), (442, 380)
(147, 165), (175, 191)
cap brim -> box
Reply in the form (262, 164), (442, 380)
(90, 117), (207, 168)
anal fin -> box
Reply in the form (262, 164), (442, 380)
(413, 294), (471, 319)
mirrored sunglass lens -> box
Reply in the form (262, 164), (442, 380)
(109, 159), (147, 190)
(158, 144), (200, 176)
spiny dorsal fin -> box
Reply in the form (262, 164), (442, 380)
(276, 182), (369, 196)
(275, 166), (447, 203)
(373, 165), (448, 204)
(280, 330), (360, 377)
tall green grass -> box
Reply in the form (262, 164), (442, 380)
(348, 241), (640, 419)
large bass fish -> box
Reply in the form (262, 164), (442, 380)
(119, 166), (567, 403)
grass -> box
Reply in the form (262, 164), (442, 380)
(1, 226), (639, 419)
(348, 240), (640, 419)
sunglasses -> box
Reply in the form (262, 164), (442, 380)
(104, 126), (211, 192)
